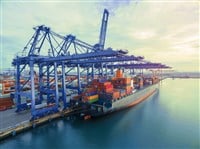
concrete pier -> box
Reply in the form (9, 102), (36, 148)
(0, 108), (79, 141)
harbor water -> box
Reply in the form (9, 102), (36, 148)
(0, 78), (199, 148)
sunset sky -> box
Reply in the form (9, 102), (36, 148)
(0, 0), (199, 72)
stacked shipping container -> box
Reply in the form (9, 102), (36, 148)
(112, 69), (133, 96)
(72, 69), (160, 106)
(80, 69), (134, 103)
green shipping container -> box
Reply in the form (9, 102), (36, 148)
(88, 98), (99, 103)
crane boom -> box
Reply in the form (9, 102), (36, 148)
(99, 9), (109, 50)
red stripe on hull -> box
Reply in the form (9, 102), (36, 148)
(127, 89), (157, 108)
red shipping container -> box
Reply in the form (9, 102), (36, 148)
(104, 82), (111, 86)
(104, 88), (113, 93)
(99, 81), (111, 86)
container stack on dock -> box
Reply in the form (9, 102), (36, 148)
(0, 79), (15, 111)
(0, 99), (14, 111)
(0, 80), (15, 94)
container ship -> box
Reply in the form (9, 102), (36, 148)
(72, 69), (160, 119)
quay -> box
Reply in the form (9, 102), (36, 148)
(0, 107), (82, 141)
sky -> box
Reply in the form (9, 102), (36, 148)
(0, 0), (199, 72)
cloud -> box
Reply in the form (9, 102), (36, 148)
(0, 1), (199, 72)
(96, 0), (137, 15)
(107, 1), (199, 72)
(130, 30), (156, 40)
(0, 1), (110, 70)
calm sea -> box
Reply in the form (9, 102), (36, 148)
(0, 78), (199, 149)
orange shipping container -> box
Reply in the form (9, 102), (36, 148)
(99, 84), (113, 91)
(123, 86), (132, 90)
(116, 69), (123, 78)
(103, 82), (111, 86)
(99, 82), (111, 87)
(120, 92), (126, 97)
(124, 78), (131, 84)
(4, 82), (15, 87)
(113, 91), (120, 99)
(104, 88), (113, 93)
(108, 91), (120, 99)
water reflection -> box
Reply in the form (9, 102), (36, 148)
(0, 79), (199, 148)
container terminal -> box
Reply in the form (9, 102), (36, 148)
(0, 9), (171, 140)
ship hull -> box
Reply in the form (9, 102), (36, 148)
(90, 84), (158, 117)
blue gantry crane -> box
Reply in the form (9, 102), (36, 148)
(12, 9), (170, 120)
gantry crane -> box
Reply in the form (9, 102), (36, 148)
(12, 9), (170, 120)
